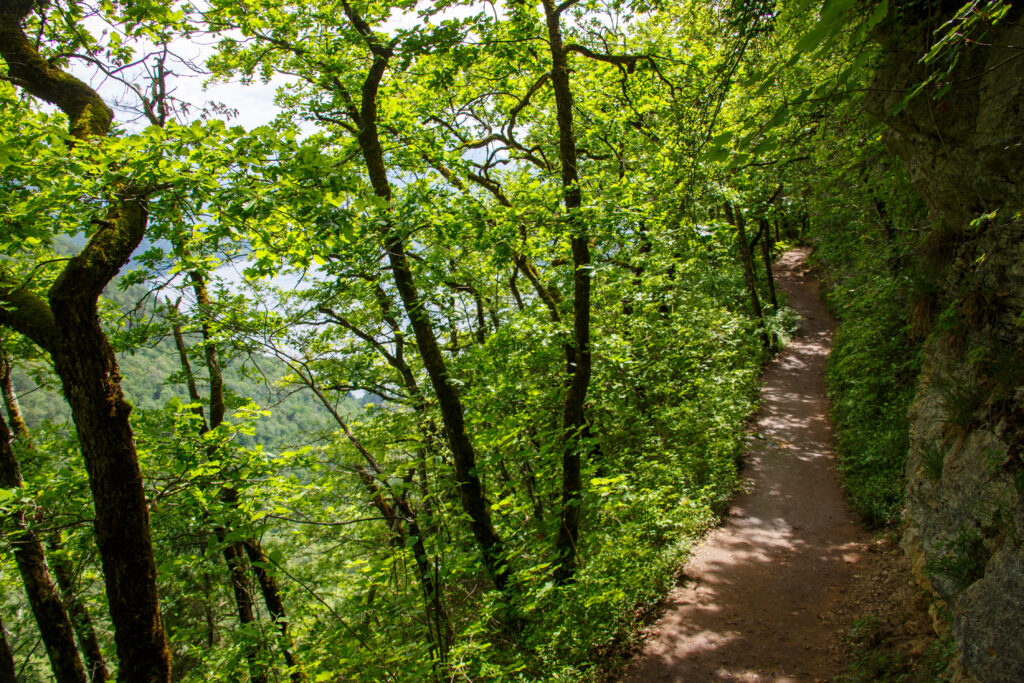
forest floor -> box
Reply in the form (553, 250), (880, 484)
(617, 248), (936, 682)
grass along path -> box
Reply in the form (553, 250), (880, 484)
(621, 248), (876, 682)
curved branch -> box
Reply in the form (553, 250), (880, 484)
(50, 194), (148, 304)
(0, 286), (58, 352)
(0, 8), (112, 139)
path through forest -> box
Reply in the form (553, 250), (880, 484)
(622, 248), (874, 681)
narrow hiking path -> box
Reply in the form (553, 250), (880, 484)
(622, 248), (874, 682)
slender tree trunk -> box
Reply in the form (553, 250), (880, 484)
(725, 203), (770, 348)
(316, 300), (442, 537)
(240, 542), (306, 683)
(520, 457), (545, 525)
(382, 229), (509, 589)
(286, 359), (452, 663)
(48, 543), (109, 683)
(0, 413), (88, 683)
(0, 614), (17, 683)
(182, 279), (303, 682)
(174, 285), (267, 683)
(759, 218), (778, 311)
(471, 290), (487, 346)
(542, 0), (593, 584)
(217, 530), (267, 683)
(0, 347), (28, 440)
(512, 254), (563, 322)
(3, 350), (108, 683)
(353, 470), (450, 663)
(339, 20), (510, 588)
(169, 305), (206, 417)
(190, 273), (225, 430)
(509, 266), (525, 311)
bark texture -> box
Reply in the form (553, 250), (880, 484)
(0, 7), (170, 681)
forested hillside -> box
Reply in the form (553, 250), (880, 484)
(0, 0), (1021, 681)
(10, 251), (352, 450)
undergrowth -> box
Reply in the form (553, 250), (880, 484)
(840, 616), (954, 683)
(823, 266), (920, 527)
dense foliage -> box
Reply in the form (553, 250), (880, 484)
(0, 0), (986, 679)
(798, 105), (928, 528)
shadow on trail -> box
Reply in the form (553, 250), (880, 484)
(621, 249), (871, 682)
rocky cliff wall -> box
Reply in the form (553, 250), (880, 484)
(864, 4), (1024, 681)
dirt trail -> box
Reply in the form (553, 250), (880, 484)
(622, 248), (873, 682)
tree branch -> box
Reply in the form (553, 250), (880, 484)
(0, 286), (58, 352)
(0, 8), (112, 138)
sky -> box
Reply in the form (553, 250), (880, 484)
(56, 1), (496, 301)
(69, 22), (288, 131)
(72, 1), (490, 132)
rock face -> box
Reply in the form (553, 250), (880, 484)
(864, 4), (1024, 681)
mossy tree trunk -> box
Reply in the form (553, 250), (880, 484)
(0, 6), (170, 680)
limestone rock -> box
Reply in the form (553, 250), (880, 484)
(866, 6), (1024, 680)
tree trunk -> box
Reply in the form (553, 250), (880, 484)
(338, 17), (510, 588)
(759, 217), (778, 312)
(0, 614), (17, 683)
(241, 541), (306, 683)
(183, 278), (303, 681)
(352, 469), (450, 663)
(541, 0), (593, 584)
(285, 359), (451, 664)
(725, 203), (770, 348)
(3, 350), (108, 683)
(0, 413), (88, 683)
(0, 346), (29, 440)
(218, 531), (267, 683)
(48, 543), (110, 683)
(509, 265), (525, 311)
(0, 10), (171, 679)
(49, 312), (170, 682)
(190, 273), (225, 430)
(176, 279), (268, 683)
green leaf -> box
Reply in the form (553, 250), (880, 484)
(865, 0), (889, 30)
(705, 146), (731, 163)
(711, 131), (734, 147)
